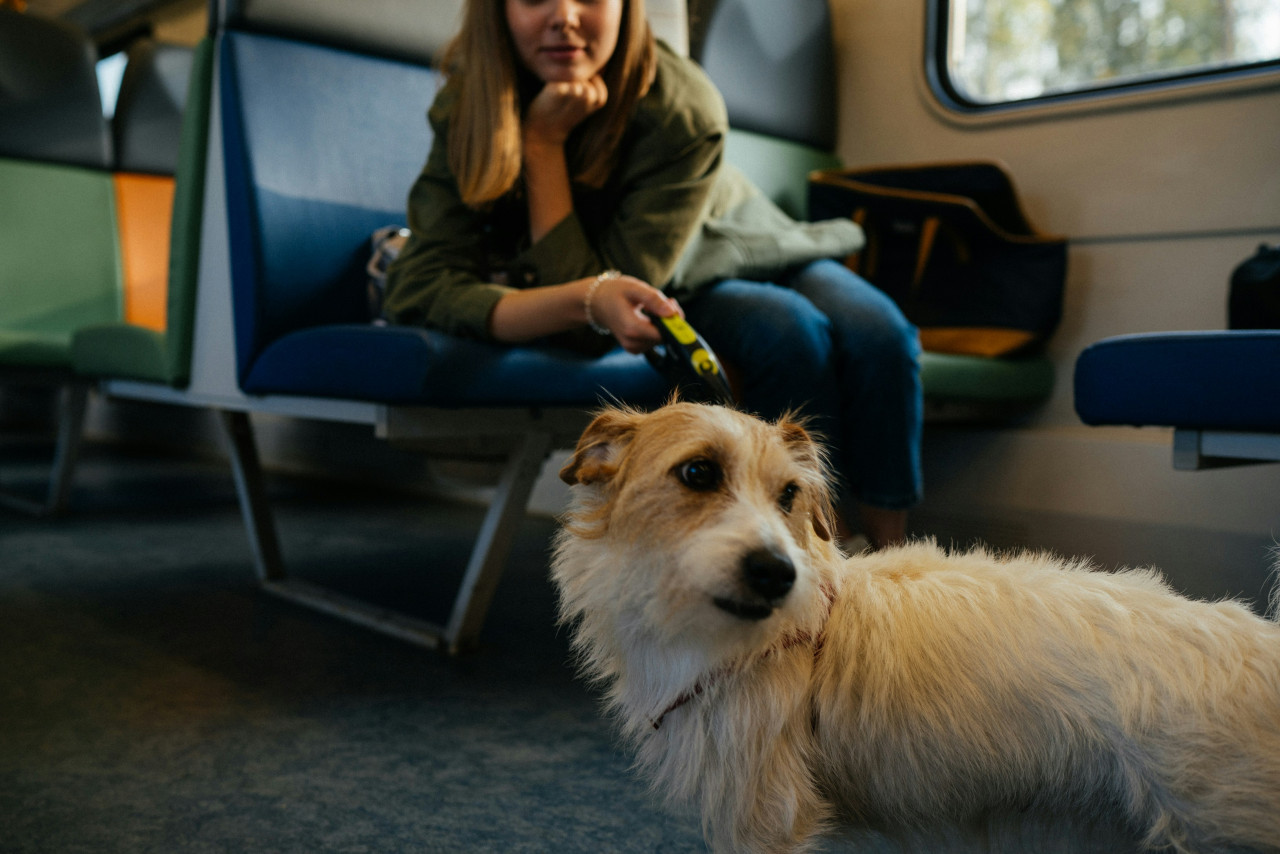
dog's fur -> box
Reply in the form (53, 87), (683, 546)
(551, 402), (1280, 853)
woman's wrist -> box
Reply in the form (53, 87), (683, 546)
(522, 130), (568, 156)
(584, 269), (620, 335)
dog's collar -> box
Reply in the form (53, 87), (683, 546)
(650, 585), (834, 731)
(652, 681), (711, 731)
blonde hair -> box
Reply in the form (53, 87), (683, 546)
(443, 0), (657, 208)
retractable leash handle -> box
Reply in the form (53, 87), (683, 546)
(644, 311), (735, 405)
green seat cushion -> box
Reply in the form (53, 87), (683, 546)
(920, 351), (1055, 402)
(0, 159), (122, 368)
(0, 330), (74, 369)
(71, 323), (168, 382)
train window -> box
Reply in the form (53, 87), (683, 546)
(936, 0), (1280, 107)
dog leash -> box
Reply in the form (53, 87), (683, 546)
(644, 311), (735, 405)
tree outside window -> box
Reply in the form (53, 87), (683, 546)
(946, 0), (1280, 104)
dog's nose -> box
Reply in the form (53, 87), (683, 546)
(742, 548), (795, 602)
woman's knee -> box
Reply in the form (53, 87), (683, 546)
(789, 261), (920, 362)
(686, 280), (834, 368)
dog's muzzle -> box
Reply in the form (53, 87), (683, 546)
(713, 547), (796, 621)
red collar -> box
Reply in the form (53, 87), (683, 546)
(649, 586), (833, 731)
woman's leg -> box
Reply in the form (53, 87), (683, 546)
(783, 260), (922, 546)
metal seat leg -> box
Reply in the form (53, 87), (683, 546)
(0, 381), (89, 517)
(217, 407), (552, 653)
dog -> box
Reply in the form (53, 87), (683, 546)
(551, 402), (1280, 853)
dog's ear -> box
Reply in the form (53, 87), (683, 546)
(778, 416), (836, 542)
(778, 417), (815, 449)
(560, 408), (643, 485)
(807, 492), (836, 542)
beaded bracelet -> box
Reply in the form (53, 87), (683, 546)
(584, 269), (620, 335)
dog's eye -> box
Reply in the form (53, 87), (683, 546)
(779, 482), (800, 513)
(676, 458), (723, 491)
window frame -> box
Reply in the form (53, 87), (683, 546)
(926, 0), (1280, 116)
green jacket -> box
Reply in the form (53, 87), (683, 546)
(383, 41), (862, 340)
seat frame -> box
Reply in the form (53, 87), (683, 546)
(1172, 429), (1280, 470)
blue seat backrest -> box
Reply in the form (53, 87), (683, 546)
(696, 0), (836, 150)
(218, 30), (440, 382)
(0, 9), (112, 168)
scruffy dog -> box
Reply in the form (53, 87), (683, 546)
(551, 402), (1280, 854)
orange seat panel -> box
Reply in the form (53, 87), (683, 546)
(113, 173), (175, 332)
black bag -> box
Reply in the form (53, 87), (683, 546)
(1228, 244), (1280, 329)
(809, 162), (1067, 357)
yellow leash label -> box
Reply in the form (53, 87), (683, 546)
(660, 316), (699, 346)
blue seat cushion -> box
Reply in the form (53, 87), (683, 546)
(242, 324), (670, 407)
(1074, 330), (1280, 430)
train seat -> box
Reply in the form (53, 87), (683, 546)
(0, 9), (112, 168)
(110, 40), (194, 336)
(72, 38), (212, 386)
(218, 29), (665, 406)
(1075, 330), (1280, 468)
(0, 9), (121, 515)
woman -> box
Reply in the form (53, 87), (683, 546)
(384, 0), (921, 548)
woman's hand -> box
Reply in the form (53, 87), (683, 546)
(521, 76), (608, 244)
(586, 273), (683, 354)
(524, 76), (609, 147)
(487, 272), (681, 354)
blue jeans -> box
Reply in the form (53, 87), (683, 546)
(681, 259), (923, 510)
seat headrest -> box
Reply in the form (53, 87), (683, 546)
(113, 40), (194, 175)
(215, 0), (464, 64)
(697, 0), (836, 150)
(0, 9), (112, 168)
